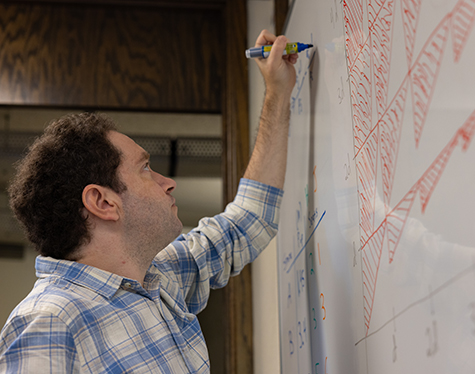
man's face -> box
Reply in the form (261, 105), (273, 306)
(108, 131), (183, 254)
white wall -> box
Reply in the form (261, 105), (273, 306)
(247, 2), (282, 373)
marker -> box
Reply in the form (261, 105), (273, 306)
(245, 42), (313, 59)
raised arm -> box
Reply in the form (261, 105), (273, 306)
(243, 30), (298, 189)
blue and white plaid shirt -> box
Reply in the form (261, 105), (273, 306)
(0, 179), (283, 373)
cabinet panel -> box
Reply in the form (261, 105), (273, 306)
(0, 3), (223, 111)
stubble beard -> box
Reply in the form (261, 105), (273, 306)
(122, 193), (183, 267)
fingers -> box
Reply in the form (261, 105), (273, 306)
(255, 30), (299, 64)
(267, 35), (289, 64)
(283, 55), (298, 65)
(255, 29), (277, 47)
(287, 53), (299, 64)
(269, 36), (300, 67)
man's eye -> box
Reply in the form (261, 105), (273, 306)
(144, 162), (151, 171)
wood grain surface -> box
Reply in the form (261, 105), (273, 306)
(0, 2), (223, 111)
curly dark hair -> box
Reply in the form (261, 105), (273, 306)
(8, 112), (127, 259)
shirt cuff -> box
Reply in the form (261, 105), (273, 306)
(231, 178), (284, 227)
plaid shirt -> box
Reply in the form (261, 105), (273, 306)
(0, 179), (282, 373)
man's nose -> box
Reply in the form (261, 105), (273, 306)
(153, 172), (176, 193)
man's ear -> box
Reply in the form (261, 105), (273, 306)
(82, 184), (121, 221)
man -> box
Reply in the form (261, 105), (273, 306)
(0, 30), (297, 373)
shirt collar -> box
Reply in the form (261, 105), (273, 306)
(35, 255), (125, 299)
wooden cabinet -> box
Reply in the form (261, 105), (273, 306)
(0, 2), (223, 111)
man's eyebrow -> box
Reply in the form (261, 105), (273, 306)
(137, 151), (150, 164)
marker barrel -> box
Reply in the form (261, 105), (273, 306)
(245, 42), (312, 59)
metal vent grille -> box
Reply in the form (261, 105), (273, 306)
(132, 136), (222, 158)
(177, 138), (222, 158)
(133, 137), (171, 156)
(0, 132), (38, 156)
(0, 131), (222, 160)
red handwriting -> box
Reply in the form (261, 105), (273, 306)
(343, 0), (475, 336)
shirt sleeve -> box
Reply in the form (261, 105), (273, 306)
(155, 178), (283, 315)
(0, 313), (80, 373)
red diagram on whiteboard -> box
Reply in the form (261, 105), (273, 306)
(343, 0), (475, 335)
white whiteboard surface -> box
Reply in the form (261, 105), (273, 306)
(277, 0), (475, 373)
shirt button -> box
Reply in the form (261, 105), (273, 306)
(124, 282), (132, 288)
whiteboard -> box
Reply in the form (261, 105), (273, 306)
(277, 0), (475, 373)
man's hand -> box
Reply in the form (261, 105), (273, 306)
(254, 30), (298, 98)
